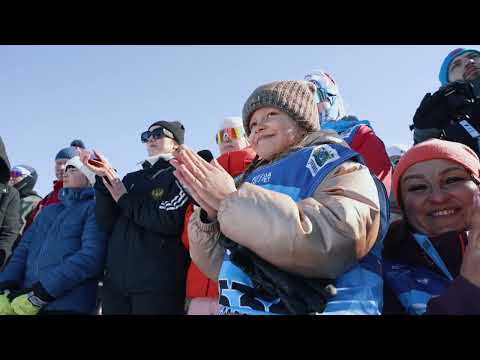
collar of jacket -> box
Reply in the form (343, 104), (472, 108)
(261, 130), (347, 163)
(139, 153), (173, 170)
(52, 180), (64, 192)
(242, 130), (350, 178)
(59, 186), (95, 205)
(383, 220), (465, 274)
(321, 116), (372, 134)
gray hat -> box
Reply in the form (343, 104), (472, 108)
(242, 80), (319, 136)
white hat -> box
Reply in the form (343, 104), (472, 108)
(65, 156), (96, 185)
(387, 144), (409, 159)
(220, 116), (244, 131)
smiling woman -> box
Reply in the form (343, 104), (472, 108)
(383, 138), (480, 314)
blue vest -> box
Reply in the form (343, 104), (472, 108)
(383, 233), (454, 315)
(217, 143), (390, 315)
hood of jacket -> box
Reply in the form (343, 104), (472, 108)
(0, 137), (11, 184)
(14, 171), (38, 198)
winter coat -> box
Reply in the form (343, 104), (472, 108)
(0, 187), (107, 314)
(19, 194), (42, 234)
(382, 221), (480, 315)
(94, 155), (190, 298)
(189, 131), (387, 314)
(14, 173), (42, 236)
(322, 117), (393, 197)
(23, 180), (63, 233)
(0, 137), (21, 268)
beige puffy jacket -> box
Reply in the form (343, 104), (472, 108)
(188, 131), (382, 281)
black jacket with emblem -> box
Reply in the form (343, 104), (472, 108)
(94, 155), (190, 296)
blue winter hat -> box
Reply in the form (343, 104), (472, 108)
(439, 48), (480, 86)
(70, 139), (85, 149)
(55, 146), (79, 160)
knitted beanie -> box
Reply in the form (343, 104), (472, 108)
(438, 47), (480, 85)
(55, 146), (79, 161)
(242, 80), (320, 136)
(392, 138), (480, 202)
(220, 116), (244, 131)
(65, 156), (96, 185)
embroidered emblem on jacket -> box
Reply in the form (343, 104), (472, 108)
(151, 187), (164, 201)
(306, 145), (340, 177)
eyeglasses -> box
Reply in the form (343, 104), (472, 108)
(141, 127), (174, 143)
(216, 127), (245, 144)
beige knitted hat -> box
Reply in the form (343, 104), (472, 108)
(242, 80), (320, 136)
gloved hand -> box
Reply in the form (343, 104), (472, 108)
(412, 81), (480, 131)
(9, 282), (54, 316)
(443, 81), (478, 119)
(0, 281), (21, 315)
(0, 292), (15, 315)
(412, 90), (451, 130)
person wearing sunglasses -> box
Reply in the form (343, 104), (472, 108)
(183, 117), (256, 315)
(80, 120), (191, 315)
(9, 165), (42, 238)
(0, 136), (20, 270)
(215, 117), (249, 155)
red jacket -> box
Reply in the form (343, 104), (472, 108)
(23, 180), (63, 232)
(183, 147), (256, 299)
(349, 125), (392, 197)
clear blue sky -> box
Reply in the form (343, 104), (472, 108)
(2, 45), (478, 196)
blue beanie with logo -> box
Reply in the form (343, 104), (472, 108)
(439, 48), (480, 86)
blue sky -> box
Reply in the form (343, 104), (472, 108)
(2, 45), (478, 196)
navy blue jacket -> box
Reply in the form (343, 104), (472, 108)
(0, 187), (107, 314)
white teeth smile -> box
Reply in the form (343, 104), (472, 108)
(430, 209), (456, 217)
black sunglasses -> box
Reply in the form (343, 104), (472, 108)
(140, 127), (174, 143)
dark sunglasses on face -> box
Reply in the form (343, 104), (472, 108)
(140, 127), (174, 143)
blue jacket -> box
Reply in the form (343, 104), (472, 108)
(0, 187), (107, 314)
